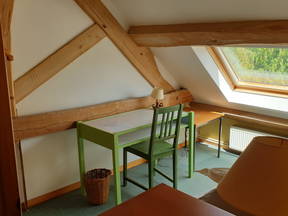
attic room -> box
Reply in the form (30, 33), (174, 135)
(1, 0), (288, 215)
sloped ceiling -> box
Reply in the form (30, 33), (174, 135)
(109, 0), (288, 119)
(110, 0), (288, 25)
(151, 46), (225, 104)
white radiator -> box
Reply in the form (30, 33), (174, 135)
(229, 126), (276, 152)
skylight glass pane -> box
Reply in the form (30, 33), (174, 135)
(220, 47), (288, 86)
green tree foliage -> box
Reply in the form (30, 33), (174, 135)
(232, 47), (288, 73)
(221, 47), (288, 86)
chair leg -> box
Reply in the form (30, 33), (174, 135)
(217, 117), (223, 158)
(173, 150), (178, 189)
(148, 159), (154, 189)
(152, 160), (156, 176)
(123, 148), (127, 187)
(185, 127), (188, 148)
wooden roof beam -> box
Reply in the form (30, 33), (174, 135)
(13, 89), (193, 140)
(14, 24), (106, 103)
(0, 0), (16, 114)
(0, 23), (21, 216)
(0, 0), (14, 55)
(74, 0), (174, 92)
(129, 20), (288, 47)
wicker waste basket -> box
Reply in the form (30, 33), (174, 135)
(85, 168), (112, 205)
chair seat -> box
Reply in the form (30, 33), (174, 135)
(125, 140), (174, 159)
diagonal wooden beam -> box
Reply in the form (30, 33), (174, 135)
(14, 24), (106, 103)
(128, 20), (288, 47)
(74, 0), (174, 92)
(13, 89), (192, 140)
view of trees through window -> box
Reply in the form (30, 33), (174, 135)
(220, 47), (288, 86)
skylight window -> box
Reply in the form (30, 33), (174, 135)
(208, 47), (288, 97)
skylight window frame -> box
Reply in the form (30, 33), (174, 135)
(207, 47), (288, 98)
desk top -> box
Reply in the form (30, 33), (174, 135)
(185, 107), (224, 127)
(84, 109), (154, 134)
(83, 106), (223, 135)
(100, 184), (234, 216)
(84, 108), (188, 135)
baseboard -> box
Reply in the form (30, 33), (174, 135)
(26, 181), (81, 208)
(25, 143), (187, 208)
(25, 158), (146, 208)
(197, 137), (228, 150)
(197, 137), (243, 155)
(112, 158), (147, 175)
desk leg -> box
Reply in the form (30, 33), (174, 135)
(217, 117), (223, 158)
(112, 147), (122, 205)
(193, 125), (196, 172)
(77, 136), (86, 195)
(188, 112), (195, 178)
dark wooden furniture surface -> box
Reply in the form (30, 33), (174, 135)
(100, 184), (234, 216)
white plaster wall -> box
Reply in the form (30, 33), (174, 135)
(12, 0), (177, 200)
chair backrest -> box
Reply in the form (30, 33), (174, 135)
(149, 104), (183, 156)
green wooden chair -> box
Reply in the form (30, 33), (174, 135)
(123, 104), (184, 190)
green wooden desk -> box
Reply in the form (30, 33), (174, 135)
(77, 108), (194, 205)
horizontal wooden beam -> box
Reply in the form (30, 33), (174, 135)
(13, 89), (192, 140)
(129, 20), (288, 47)
(74, 0), (174, 92)
(190, 102), (288, 131)
(14, 24), (106, 103)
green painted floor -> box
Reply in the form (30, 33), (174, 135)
(23, 144), (238, 216)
